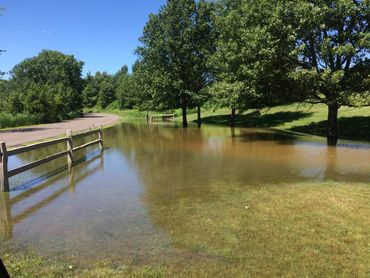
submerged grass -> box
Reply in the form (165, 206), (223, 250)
(2, 181), (370, 277)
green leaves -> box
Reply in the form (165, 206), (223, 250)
(6, 50), (84, 122)
(210, 0), (296, 110)
(136, 0), (216, 125)
(285, 0), (370, 107)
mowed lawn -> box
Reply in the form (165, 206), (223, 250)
(186, 103), (370, 141)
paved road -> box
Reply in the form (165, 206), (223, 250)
(0, 113), (120, 147)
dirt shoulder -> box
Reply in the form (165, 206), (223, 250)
(0, 113), (120, 147)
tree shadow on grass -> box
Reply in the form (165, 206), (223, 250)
(289, 116), (370, 142)
(235, 129), (299, 143)
(200, 111), (314, 128)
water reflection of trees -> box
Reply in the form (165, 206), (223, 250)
(106, 124), (305, 191)
(105, 123), (370, 209)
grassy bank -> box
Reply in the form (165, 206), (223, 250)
(187, 103), (370, 141)
(85, 108), (149, 122)
(2, 180), (370, 277)
(90, 103), (370, 142)
(0, 113), (43, 129)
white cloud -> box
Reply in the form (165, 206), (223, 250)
(35, 29), (53, 35)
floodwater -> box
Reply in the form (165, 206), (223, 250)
(0, 123), (369, 263)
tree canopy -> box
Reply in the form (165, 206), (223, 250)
(136, 0), (216, 127)
(7, 50), (84, 122)
(284, 0), (370, 144)
(210, 0), (296, 116)
(208, 0), (369, 145)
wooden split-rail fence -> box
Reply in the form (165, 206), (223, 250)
(147, 113), (175, 123)
(0, 126), (103, 192)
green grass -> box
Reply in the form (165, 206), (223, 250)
(0, 113), (43, 129)
(148, 180), (370, 277)
(2, 180), (370, 277)
(85, 107), (149, 122)
(92, 103), (370, 141)
(185, 104), (370, 141)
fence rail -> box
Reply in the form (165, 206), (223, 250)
(8, 150), (69, 178)
(148, 113), (175, 123)
(0, 126), (103, 192)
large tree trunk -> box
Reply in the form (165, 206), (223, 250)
(231, 108), (236, 126)
(182, 106), (188, 128)
(327, 104), (339, 146)
(197, 106), (202, 128)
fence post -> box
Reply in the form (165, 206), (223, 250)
(98, 125), (103, 151)
(67, 130), (74, 168)
(68, 167), (75, 193)
(0, 193), (12, 240)
(0, 142), (9, 192)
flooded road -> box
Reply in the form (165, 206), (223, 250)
(0, 123), (369, 263)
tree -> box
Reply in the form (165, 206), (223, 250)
(188, 0), (218, 127)
(136, 0), (217, 128)
(210, 0), (295, 123)
(284, 0), (370, 145)
(82, 73), (99, 108)
(82, 71), (116, 109)
(96, 72), (116, 108)
(116, 76), (137, 109)
(130, 61), (159, 113)
(9, 50), (84, 122)
(115, 65), (138, 109)
(0, 80), (9, 110)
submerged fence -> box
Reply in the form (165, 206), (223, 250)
(0, 127), (103, 192)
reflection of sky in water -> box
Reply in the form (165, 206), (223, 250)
(4, 149), (175, 262)
(0, 123), (369, 262)
(291, 142), (370, 181)
(207, 136), (226, 152)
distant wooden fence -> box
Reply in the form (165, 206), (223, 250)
(147, 113), (175, 123)
(0, 127), (103, 192)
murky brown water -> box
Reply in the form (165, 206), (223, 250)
(0, 123), (369, 262)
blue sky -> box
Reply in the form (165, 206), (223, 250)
(1, 0), (166, 77)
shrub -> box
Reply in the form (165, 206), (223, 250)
(0, 113), (43, 129)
